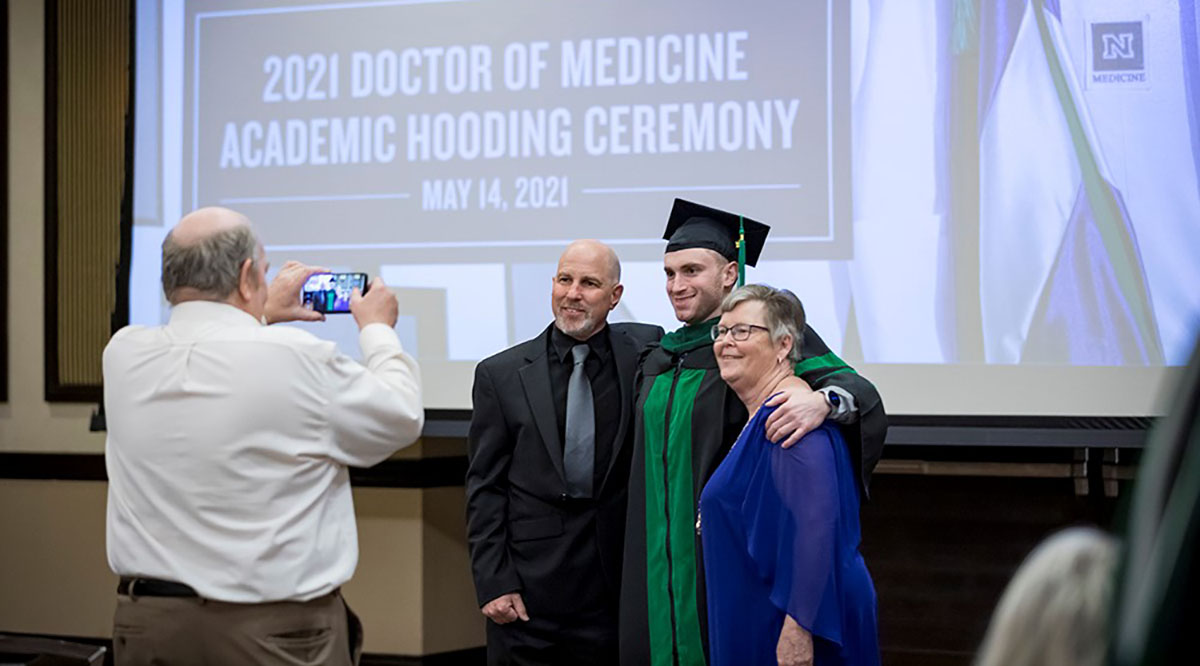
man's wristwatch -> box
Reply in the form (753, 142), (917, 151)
(823, 389), (840, 412)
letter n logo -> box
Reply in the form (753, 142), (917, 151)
(1092, 22), (1144, 72)
(1101, 33), (1135, 60)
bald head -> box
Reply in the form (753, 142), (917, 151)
(162, 207), (262, 305)
(171, 207), (252, 246)
(559, 239), (620, 283)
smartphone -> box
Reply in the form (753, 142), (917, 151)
(301, 272), (368, 314)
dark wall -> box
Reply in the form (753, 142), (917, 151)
(863, 469), (1128, 666)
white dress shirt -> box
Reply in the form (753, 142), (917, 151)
(104, 301), (423, 603)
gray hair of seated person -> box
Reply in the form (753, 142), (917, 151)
(974, 527), (1118, 666)
(161, 224), (260, 305)
(718, 284), (806, 363)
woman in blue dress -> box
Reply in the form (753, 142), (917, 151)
(700, 284), (880, 666)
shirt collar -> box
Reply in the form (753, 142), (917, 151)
(168, 300), (264, 328)
(550, 323), (611, 365)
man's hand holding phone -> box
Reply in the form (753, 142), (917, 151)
(351, 277), (398, 330)
(266, 261), (329, 324)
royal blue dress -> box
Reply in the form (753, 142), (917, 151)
(699, 401), (880, 666)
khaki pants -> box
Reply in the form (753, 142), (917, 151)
(113, 589), (363, 666)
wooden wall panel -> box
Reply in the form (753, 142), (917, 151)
(1, 0), (9, 402)
(44, 0), (129, 401)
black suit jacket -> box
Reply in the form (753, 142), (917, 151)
(466, 321), (663, 618)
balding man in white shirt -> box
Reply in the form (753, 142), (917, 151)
(104, 207), (423, 666)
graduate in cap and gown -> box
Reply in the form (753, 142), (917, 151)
(618, 199), (887, 666)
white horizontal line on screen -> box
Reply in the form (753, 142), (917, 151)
(581, 184), (802, 194)
(219, 194), (412, 204)
(265, 239), (668, 252)
(196, 0), (476, 20)
(264, 235), (835, 252)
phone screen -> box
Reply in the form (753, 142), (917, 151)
(301, 272), (368, 314)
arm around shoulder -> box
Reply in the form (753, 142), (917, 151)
(796, 325), (882, 418)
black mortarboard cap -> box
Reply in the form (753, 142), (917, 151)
(662, 199), (770, 267)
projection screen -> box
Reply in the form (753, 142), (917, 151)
(129, 0), (1200, 415)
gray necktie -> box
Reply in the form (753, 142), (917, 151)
(564, 344), (594, 498)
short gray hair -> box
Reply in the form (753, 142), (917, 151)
(975, 527), (1118, 666)
(719, 284), (806, 362)
(161, 224), (260, 304)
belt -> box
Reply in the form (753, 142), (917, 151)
(118, 577), (199, 598)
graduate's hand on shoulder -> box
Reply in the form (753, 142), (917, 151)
(481, 592), (529, 624)
(765, 387), (830, 449)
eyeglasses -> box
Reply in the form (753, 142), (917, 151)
(710, 323), (770, 342)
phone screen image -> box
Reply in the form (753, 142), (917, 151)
(301, 273), (367, 314)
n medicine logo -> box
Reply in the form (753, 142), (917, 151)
(1091, 22), (1145, 84)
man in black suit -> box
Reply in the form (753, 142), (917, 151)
(466, 240), (663, 665)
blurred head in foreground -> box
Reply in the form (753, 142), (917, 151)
(975, 527), (1118, 666)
